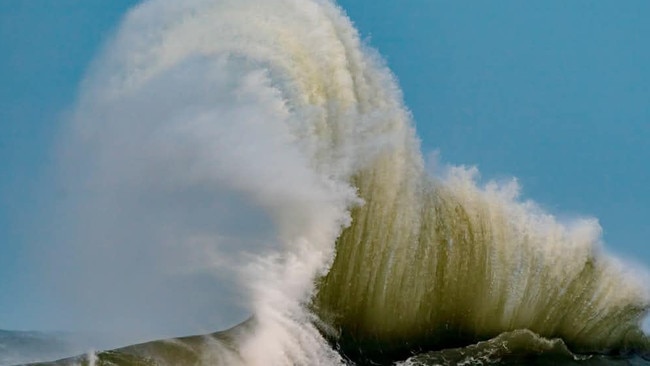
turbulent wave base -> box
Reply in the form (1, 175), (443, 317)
(33, 0), (650, 365)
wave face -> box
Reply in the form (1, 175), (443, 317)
(315, 166), (650, 361)
(56, 0), (649, 365)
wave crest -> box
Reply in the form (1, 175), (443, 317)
(315, 165), (650, 362)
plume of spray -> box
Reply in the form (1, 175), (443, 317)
(50, 0), (411, 363)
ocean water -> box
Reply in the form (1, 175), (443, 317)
(0, 330), (72, 365)
(0, 330), (111, 366)
(22, 0), (650, 365)
(25, 326), (650, 365)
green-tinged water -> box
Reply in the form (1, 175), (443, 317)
(314, 166), (649, 363)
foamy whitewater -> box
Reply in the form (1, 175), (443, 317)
(43, 0), (649, 365)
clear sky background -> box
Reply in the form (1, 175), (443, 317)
(1, 1), (648, 332)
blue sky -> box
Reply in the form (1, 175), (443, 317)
(1, 1), (649, 332)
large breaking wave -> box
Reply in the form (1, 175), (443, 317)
(49, 0), (649, 365)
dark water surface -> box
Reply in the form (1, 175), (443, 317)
(25, 326), (650, 366)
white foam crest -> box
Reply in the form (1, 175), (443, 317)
(55, 0), (408, 363)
